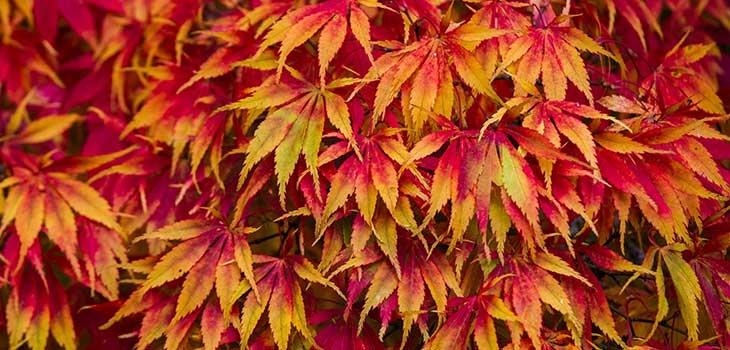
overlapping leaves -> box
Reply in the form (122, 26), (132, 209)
(0, 0), (729, 349)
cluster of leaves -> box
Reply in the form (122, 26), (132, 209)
(1, 0), (729, 349)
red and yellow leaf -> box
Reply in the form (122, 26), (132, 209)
(13, 114), (79, 144)
(201, 300), (225, 350)
(141, 234), (216, 292)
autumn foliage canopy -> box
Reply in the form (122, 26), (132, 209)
(1, 0), (730, 349)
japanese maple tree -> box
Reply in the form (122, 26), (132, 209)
(1, 0), (729, 349)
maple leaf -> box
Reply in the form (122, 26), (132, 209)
(315, 126), (420, 272)
(343, 239), (463, 343)
(76, 218), (128, 300)
(220, 74), (359, 204)
(504, 258), (585, 348)
(566, 245), (656, 346)
(99, 0), (197, 112)
(255, 0), (378, 84)
(625, 245), (705, 341)
(81, 143), (206, 241)
(2, 0), (730, 348)
(107, 289), (201, 350)
(599, 151), (695, 243)
(470, 1), (531, 77)
(517, 98), (632, 168)
(354, 18), (509, 134)
(405, 112), (599, 256)
(424, 268), (517, 350)
(119, 66), (233, 174)
(593, 114), (729, 244)
(312, 247), (406, 343)
(0, 27), (64, 102)
(0, 155), (123, 279)
(354, 260), (399, 337)
(200, 300), (226, 350)
(498, 21), (615, 104)
(641, 41), (725, 114)
(139, 220), (257, 318)
(1, 236), (77, 350)
(102, 219), (259, 348)
(3, 113), (80, 145)
(237, 255), (344, 350)
(580, 244), (652, 275)
(422, 303), (472, 350)
(406, 128), (487, 250)
(691, 230), (730, 346)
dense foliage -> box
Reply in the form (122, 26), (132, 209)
(1, 0), (729, 349)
